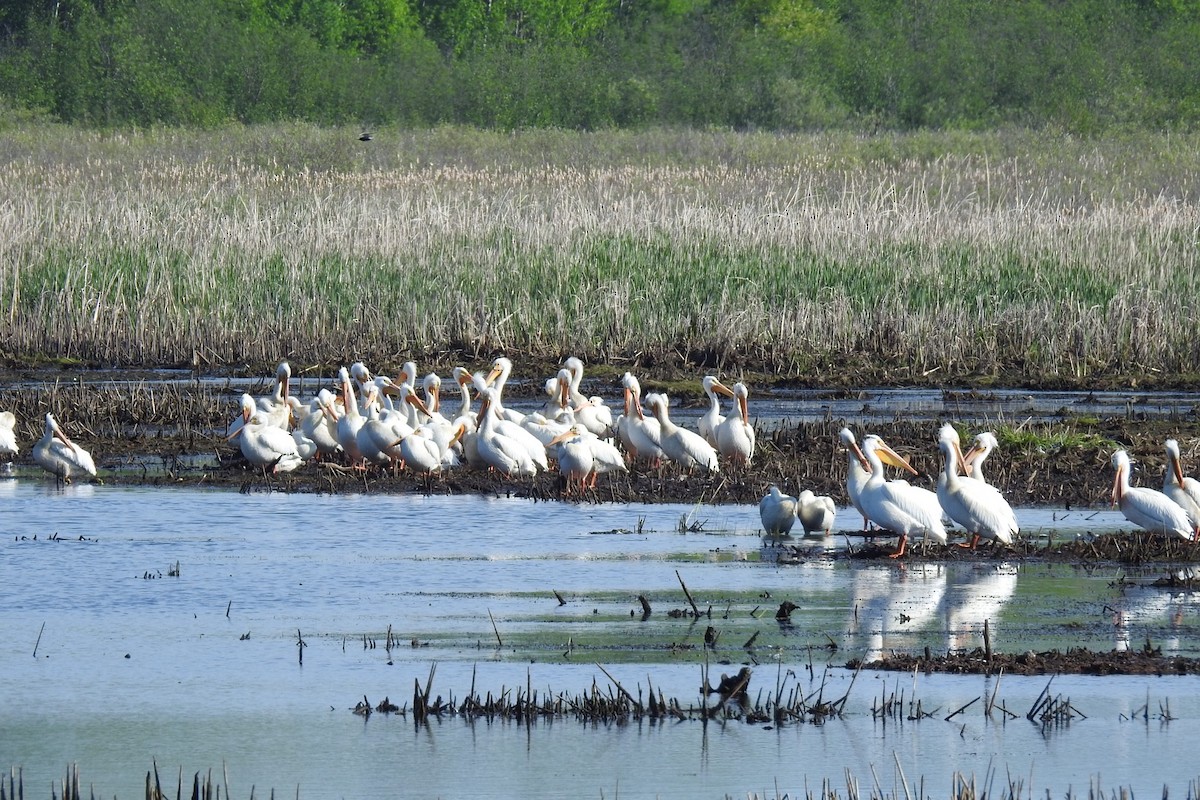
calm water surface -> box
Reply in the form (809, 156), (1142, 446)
(2, 481), (1199, 799)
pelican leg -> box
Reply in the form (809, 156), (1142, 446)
(889, 534), (908, 559)
(957, 533), (981, 550)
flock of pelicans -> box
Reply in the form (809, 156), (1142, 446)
(3, 355), (1200, 555)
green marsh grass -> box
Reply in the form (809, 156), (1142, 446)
(3, 125), (1200, 382)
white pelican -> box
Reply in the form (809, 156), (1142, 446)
(549, 427), (594, 494)
(839, 428), (872, 530)
(698, 376), (733, 447)
(228, 413), (304, 474)
(0, 410), (19, 456)
(616, 372), (663, 466)
(549, 423), (626, 491)
(575, 395), (615, 439)
(1111, 449), (1191, 540)
(476, 387), (540, 477)
(797, 490), (837, 536)
(33, 413), (96, 482)
(255, 361), (292, 429)
(1163, 439), (1200, 539)
(963, 431), (1000, 482)
(297, 388), (341, 460)
(562, 356), (591, 408)
(335, 367), (366, 466)
(715, 381), (755, 465)
(759, 485), (798, 535)
(389, 426), (447, 474)
(852, 434), (946, 557)
(935, 425), (1018, 551)
(644, 392), (719, 473)
(484, 356), (525, 423)
(358, 384), (412, 468)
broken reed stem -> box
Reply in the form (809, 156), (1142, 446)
(32, 622), (44, 658)
(675, 570), (700, 617)
(487, 609), (502, 647)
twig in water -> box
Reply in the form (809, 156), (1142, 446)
(488, 608), (503, 647)
(33, 621), (45, 657)
(675, 570), (700, 617)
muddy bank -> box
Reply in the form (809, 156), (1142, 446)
(852, 646), (1200, 676)
(83, 413), (1184, 509)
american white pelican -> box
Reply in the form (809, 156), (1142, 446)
(798, 490), (837, 536)
(575, 395), (615, 439)
(1111, 449), (1191, 540)
(852, 434), (946, 557)
(644, 392), (719, 473)
(33, 413), (96, 482)
(715, 382), (755, 465)
(562, 356), (591, 408)
(484, 356), (525, 423)
(228, 413), (304, 474)
(549, 427), (594, 494)
(698, 376), (733, 447)
(357, 384), (411, 468)
(759, 485), (798, 535)
(935, 425), (1018, 551)
(548, 423), (626, 491)
(616, 372), (663, 466)
(297, 388), (341, 459)
(839, 428), (872, 530)
(255, 362), (292, 429)
(1163, 439), (1200, 538)
(390, 426), (447, 474)
(963, 431), (1000, 482)
(476, 387), (540, 477)
(335, 367), (366, 466)
(0, 410), (19, 456)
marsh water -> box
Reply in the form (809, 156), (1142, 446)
(3, 480), (1200, 799)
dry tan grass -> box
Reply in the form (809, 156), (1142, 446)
(1, 125), (1198, 381)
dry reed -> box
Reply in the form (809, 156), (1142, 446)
(2, 126), (1199, 381)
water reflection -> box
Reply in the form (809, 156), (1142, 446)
(4, 482), (1200, 799)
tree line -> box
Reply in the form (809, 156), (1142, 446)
(1, 0), (1198, 130)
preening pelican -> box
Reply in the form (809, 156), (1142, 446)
(798, 490), (837, 536)
(297, 388), (341, 459)
(715, 382), (755, 465)
(0, 410), (18, 456)
(476, 387), (540, 477)
(698, 376), (733, 447)
(33, 413), (96, 482)
(549, 423), (626, 493)
(852, 434), (946, 557)
(759, 485), (798, 535)
(644, 392), (719, 473)
(839, 428), (872, 530)
(228, 413), (305, 474)
(484, 356), (525, 423)
(1111, 449), (1192, 540)
(255, 361), (292, 429)
(1163, 439), (1200, 538)
(935, 425), (1018, 550)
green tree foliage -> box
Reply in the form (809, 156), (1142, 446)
(0, 0), (1198, 130)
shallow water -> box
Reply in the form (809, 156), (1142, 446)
(2, 481), (1199, 799)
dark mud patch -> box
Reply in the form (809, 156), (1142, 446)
(851, 646), (1200, 676)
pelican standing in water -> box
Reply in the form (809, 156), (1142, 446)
(759, 485), (798, 535)
(716, 382), (755, 465)
(839, 428), (872, 530)
(935, 425), (1018, 550)
(1111, 449), (1192, 540)
(0, 410), (18, 457)
(852, 434), (946, 557)
(33, 413), (97, 482)
(1163, 439), (1200, 539)
(797, 490), (837, 536)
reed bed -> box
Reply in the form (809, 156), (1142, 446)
(2, 126), (1200, 382)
